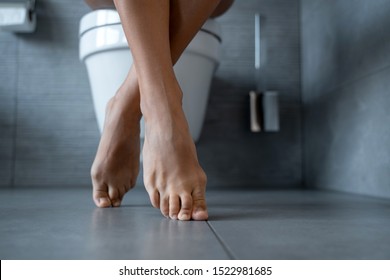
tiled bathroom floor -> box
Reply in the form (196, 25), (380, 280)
(1, 187), (390, 259)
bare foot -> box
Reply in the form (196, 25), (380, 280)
(141, 83), (208, 221)
(91, 89), (141, 208)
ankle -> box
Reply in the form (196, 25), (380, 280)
(141, 88), (184, 121)
(111, 92), (142, 121)
(141, 99), (184, 126)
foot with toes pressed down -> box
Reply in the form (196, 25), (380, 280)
(141, 83), (208, 221)
(91, 82), (208, 221)
(91, 90), (141, 208)
(90, 0), (215, 221)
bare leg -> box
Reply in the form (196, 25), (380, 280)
(106, 0), (218, 220)
(92, 0), (219, 219)
(91, 71), (141, 208)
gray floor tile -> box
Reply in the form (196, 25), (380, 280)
(206, 190), (390, 259)
(2, 188), (389, 260)
(0, 188), (228, 260)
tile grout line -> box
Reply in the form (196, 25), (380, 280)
(206, 221), (237, 260)
(10, 35), (20, 188)
(298, 0), (307, 190)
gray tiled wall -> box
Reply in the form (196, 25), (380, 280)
(199, 0), (302, 188)
(0, 0), (302, 188)
(0, 31), (17, 187)
(0, 0), (96, 187)
(301, 0), (390, 198)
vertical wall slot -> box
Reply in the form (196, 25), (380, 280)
(250, 13), (280, 133)
(262, 91), (279, 132)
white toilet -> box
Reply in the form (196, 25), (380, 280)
(79, 9), (221, 142)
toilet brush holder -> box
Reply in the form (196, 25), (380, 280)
(249, 90), (280, 132)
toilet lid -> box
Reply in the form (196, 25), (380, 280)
(80, 9), (221, 40)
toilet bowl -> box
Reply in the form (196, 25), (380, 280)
(79, 9), (221, 142)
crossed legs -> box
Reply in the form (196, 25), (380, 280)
(91, 0), (221, 220)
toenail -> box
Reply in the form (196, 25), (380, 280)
(171, 215), (178, 220)
(180, 214), (190, 220)
(113, 201), (121, 207)
(195, 206), (207, 212)
(98, 197), (111, 207)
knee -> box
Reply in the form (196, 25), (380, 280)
(210, 0), (235, 18)
(84, 0), (115, 10)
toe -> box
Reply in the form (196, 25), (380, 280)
(93, 186), (112, 208)
(160, 195), (169, 218)
(148, 189), (160, 208)
(108, 186), (122, 207)
(191, 190), (208, 221)
(169, 195), (180, 220)
(178, 194), (192, 221)
(111, 199), (122, 207)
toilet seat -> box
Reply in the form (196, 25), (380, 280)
(79, 9), (221, 62)
(79, 9), (221, 38)
(79, 9), (120, 37)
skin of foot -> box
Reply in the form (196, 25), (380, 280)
(91, 81), (142, 208)
(94, 0), (221, 220)
(91, 76), (208, 221)
(141, 81), (208, 221)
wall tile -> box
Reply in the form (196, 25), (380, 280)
(18, 17), (81, 55)
(14, 158), (92, 186)
(0, 38), (17, 187)
(304, 68), (390, 198)
(4, 0), (302, 188)
(302, 0), (390, 198)
(0, 160), (12, 186)
(0, 40), (17, 126)
(198, 0), (302, 188)
(302, 0), (390, 101)
(35, 0), (91, 19)
(218, 0), (301, 102)
(199, 104), (302, 188)
(17, 59), (90, 103)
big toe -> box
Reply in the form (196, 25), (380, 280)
(93, 190), (112, 208)
(191, 193), (208, 221)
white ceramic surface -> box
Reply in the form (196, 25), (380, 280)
(79, 10), (221, 142)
